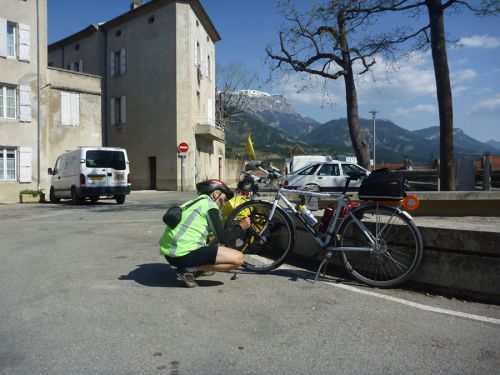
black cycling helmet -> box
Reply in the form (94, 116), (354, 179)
(196, 179), (234, 200)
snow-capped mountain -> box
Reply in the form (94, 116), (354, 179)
(235, 90), (320, 138)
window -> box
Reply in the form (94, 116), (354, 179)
(60, 91), (80, 126)
(318, 164), (340, 176)
(342, 164), (366, 177)
(0, 20), (30, 61)
(0, 148), (16, 181)
(71, 60), (83, 72)
(86, 150), (126, 170)
(207, 54), (211, 79)
(0, 84), (16, 119)
(110, 48), (126, 77)
(196, 42), (201, 66)
(115, 29), (122, 37)
(110, 96), (126, 125)
(148, 15), (155, 24)
(298, 164), (320, 176)
(6, 21), (15, 57)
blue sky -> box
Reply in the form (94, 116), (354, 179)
(48, 0), (500, 142)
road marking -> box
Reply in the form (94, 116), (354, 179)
(285, 269), (500, 325)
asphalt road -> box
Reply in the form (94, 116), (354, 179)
(1, 191), (499, 374)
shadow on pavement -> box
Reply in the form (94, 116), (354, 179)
(118, 263), (224, 288)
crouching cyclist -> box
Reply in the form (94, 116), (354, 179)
(159, 179), (250, 287)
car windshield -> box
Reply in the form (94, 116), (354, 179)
(342, 164), (366, 176)
(86, 151), (126, 170)
(296, 164), (320, 175)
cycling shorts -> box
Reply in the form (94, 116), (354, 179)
(164, 244), (218, 268)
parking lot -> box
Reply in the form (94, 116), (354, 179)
(1, 191), (499, 374)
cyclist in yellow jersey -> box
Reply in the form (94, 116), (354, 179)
(160, 179), (250, 287)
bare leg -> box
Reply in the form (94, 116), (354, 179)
(196, 246), (243, 272)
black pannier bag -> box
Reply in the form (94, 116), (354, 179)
(358, 168), (407, 201)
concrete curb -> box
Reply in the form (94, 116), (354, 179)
(290, 215), (500, 304)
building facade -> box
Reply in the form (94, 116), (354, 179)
(0, 0), (102, 203)
(48, 0), (224, 191)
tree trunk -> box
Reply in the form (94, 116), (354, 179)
(426, 0), (455, 190)
(339, 13), (370, 169)
(343, 68), (370, 169)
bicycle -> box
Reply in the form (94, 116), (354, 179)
(224, 162), (423, 288)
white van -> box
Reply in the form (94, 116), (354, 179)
(48, 147), (131, 204)
(284, 155), (333, 175)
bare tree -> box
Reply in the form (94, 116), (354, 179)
(216, 63), (259, 128)
(266, 0), (393, 168)
(355, 0), (499, 189)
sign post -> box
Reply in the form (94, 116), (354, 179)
(177, 142), (189, 191)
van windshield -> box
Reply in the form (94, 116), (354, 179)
(86, 151), (126, 170)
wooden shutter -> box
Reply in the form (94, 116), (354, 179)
(120, 96), (126, 124)
(110, 51), (115, 77)
(19, 85), (31, 122)
(120, 48), (126, 75)
(79, 59), (83, 72)
(0, 18), (6, 57)
(19, 23), (31, 61)
(70, 93), (80, 126)
(110, 98), (115, 125)
(19, 147), (32, 183)
(61, 91), (71, 125)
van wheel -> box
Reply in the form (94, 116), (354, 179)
(89, 196), (99, 204)
(115, 195), (126, 204)
(71, 188), (82, 205)
(49, 187), (60, 203)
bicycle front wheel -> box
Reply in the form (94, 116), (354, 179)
(337, 204), (423, 288)
(224, 200), (295, 272)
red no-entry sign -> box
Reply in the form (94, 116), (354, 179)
(178, 142), (189, 153)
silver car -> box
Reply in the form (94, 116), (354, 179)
(284, 161), (369, 192)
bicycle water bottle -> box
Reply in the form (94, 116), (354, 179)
(298, 205), (318, 226)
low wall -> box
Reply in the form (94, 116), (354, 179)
(291, 217), (500, 304)
(225, 158), (243, 187)
(316, 191), (500, 216)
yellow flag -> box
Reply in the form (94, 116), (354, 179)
(245, 133), (257, 160)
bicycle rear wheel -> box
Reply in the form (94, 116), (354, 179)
(224, 200), (295, 272)
(337, 204), (423, 287)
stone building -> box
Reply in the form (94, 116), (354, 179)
(48, 0), (224, 191)
(0, 0), (102, 203)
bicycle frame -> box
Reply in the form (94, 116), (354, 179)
(258, 187), (378, 253)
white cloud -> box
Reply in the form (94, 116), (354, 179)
(459, 35), (500, 49)
(392, 104), (437, 117)
(468, 94), (500, 113)
(453, 69), (477, 82)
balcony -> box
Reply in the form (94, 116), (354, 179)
(195, 118), (225, 142)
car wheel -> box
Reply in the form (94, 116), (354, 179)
(49, 187), (60, 203)
(71, 187), (82, 205)
(115, 195), (126, 204)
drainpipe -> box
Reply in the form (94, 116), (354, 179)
(102, 27), (108, 146)
(36, 0), (40, 191)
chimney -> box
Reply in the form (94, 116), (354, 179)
(130, 1), (144, 10)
